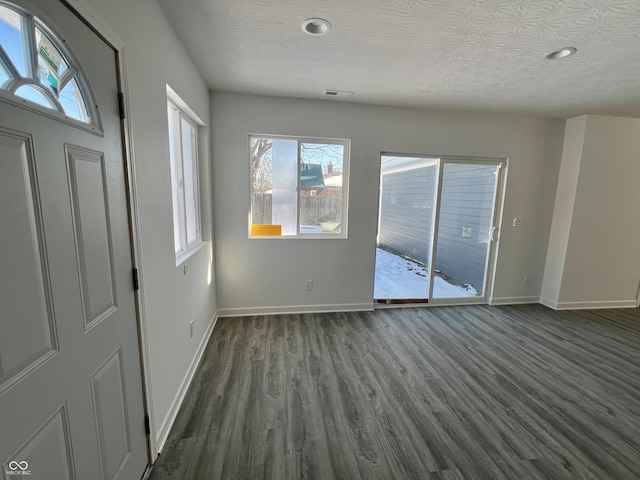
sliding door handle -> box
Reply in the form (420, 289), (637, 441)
(490, 226), (498, 242)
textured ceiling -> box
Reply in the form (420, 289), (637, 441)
(156, 0), (640, 118)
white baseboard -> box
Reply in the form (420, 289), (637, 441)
(540, 297), (638, 310)
(489, 296), (540, 306)
(539, 296), (558, 309)
(217, 303), (374, 318)
(155, 312), (218, 453)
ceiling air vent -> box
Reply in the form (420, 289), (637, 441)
(323, 90), (353, 98)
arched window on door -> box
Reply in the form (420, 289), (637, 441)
(0, 1), (99, 129)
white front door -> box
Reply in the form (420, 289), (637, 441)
(0, 1), (148, 479)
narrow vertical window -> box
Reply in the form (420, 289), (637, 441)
(167, 96), (202, 258)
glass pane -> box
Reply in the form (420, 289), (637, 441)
(0, 5), (27, 77)
(250, 137), (273, 226)
(35, 27), (63, 94)
(432, 163), (498, 298)
(59, 77), (89, 123)
(59, 56), (69, 76)
(180, 117), (199, 245)
(15, 84), (55, 108)
(271, 139), (298, 236)
(374, 156), (437, 299)
(167, 105), (184, 253)
(299, 142), (344, 233)
(0, 63), (9, 86)
(250, 136), (298, 236)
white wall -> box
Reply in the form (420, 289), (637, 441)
(541, 116), (587, 304)
(69, 0), (217, 455)
(543, 115), (640, 309)
(211, 92), (565, 313)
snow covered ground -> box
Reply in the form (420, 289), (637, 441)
(374, 248), (479, 299)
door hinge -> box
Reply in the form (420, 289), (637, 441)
(144, 414), (150, 435)
(118, 92), (125, 119)
(132, 268), (140, 291)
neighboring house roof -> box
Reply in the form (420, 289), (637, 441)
(324, 173), (342, 188)
(263, 169), (342, 194)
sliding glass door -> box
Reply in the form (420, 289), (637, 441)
(374, 155), (503, 305)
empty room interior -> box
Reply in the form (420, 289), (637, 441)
(1, 0), (640, 479)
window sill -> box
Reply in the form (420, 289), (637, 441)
(249, 234), (347, 240)
(175, 240), (209, 267)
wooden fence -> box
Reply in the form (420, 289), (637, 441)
(252, 193), (342, 226)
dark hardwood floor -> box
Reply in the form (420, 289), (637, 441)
(148, 304), (640, 479)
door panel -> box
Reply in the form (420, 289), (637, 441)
(65, 145), (118, 330)
(374, 155), (437, 301)
(8, 406), (75, 480)
(431, 162), (500, 299)
(0, 1), (148, 479)
(91, 348), (132, 480)
(0, 129), (56, 389)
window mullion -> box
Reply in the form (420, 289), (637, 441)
(0, 44), (20, 80)
(297, 141), (302, 236)
(21, 14), (38, 80)
(58, 67), (76, 92)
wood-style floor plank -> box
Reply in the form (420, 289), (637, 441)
(149, 304), (640, 480)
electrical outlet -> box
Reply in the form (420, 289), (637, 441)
(524, 274), (532, 285)
(189, 319), (194, 338)
(513, 217), (522, 227)
(305, 280), (313, 292)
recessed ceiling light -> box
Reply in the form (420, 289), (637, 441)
(301, 18), (331, 36)
(546, 47), (577, 60)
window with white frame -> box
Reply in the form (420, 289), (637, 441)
(167, 96), (202, 257)
(250, 134), (350, 238)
